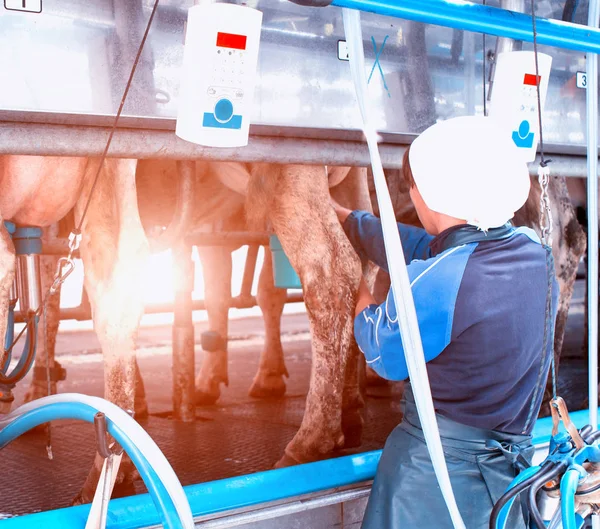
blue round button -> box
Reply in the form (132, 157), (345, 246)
(214, 98), (234, 123)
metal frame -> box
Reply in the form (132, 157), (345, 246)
(13, 233), (303, 323)
(0, 121), (597, 173)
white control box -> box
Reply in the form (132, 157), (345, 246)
(488, 51), (552, 163)
(176, 2), (262, 148)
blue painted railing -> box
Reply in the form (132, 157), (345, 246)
(2, 409), (596, 529)
(329, 0), (600, 54)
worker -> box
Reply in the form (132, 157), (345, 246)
(330, 116), (559, 529)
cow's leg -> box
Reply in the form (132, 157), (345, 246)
(331, 167), (375, 448)
(72, 158), (149, 504)
(24, 225), (62, 403)
(195, 245), (232, 405)
(546, 178), (585, 411)
(249, 164), (362, 466)
(249, 249), (288, 399)
(0, 220), (15, 414)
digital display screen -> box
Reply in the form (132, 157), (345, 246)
(216, 32), (247, 50)
(523, 73), (541, 86)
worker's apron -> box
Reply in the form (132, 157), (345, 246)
(361, 385), (534, 529)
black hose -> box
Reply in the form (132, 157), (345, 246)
(580, 424), (594, 441)
(585, 429), (600, 444)
(489, 461), (554, 529)
(528, 461), (569, 529)
(562, 0), (579, 22)
(286, 0), (332, 5)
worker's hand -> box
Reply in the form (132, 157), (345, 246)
(355, 277), (376, 317)
(330, 196), (353, 224)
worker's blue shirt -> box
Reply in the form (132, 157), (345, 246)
(343, 210), (559, 435)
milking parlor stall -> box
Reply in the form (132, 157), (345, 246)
(1, 0), (600, 527)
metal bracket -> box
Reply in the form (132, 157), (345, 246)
(94, 412), (124, 459)
(551, 397), (585, 450)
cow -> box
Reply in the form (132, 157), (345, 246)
(1, 156), (372, 503)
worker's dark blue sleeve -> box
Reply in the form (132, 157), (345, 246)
(342, 210), (433, 272)
(354, 244), (475, 380)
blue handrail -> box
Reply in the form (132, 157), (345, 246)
(329, 0), (600, 54)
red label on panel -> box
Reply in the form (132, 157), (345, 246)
(523, 73), (541, 86)
(216, 32), (247, 50)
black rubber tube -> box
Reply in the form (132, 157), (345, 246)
(286, 0), (332, 5)
(562, 0), (579, 22)
(489, 462), (554, 529)
(0, 316), (37, 386)
(580, 424), (593, 440)
(527, 461), (569, 529)
(585, 429), (600, 444)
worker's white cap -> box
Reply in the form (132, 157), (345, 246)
(408, 116), (531, 231)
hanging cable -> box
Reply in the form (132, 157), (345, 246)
(530, 0), (549, 168)
(36, 0), (160, 459)
(75, 0), (160, 238)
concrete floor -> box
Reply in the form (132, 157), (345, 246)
(0, 277), (592, 518)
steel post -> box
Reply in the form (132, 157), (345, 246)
(588, 0), (600, 458)
(172, 245), (196, 422)
(239, 246), (260, 302)
(487, 0), (524, 102)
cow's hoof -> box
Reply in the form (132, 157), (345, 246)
(112, 480), (137, 499)
(274, 452), (302, 469)
(71, 488), (93, 507)
(341, 417), (363, 449)
(248, 373), (286, 399)
(24, 382), (54, 403)
(134, 407), (149, 421)
(134, 402), (149, 421)
(195, 389), (220, 406)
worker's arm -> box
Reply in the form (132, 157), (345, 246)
(355, 277), (376, 317)
(353, 245), (474, 380)
(331, 202), (433, 272)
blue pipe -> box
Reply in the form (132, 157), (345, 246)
(0, 450), (381, 529)
(2, 315), (36, 382)
(3, 221), (17, 372)
(560, 468), (581, 529)
(496, 465), (542, 529)
(0, 402), (183, 529)
(3, 306), (14, 371)
(329, 0), (600, 54)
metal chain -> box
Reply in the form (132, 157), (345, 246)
(538, 164), (553, 247)
(530, 0), (556, 403)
